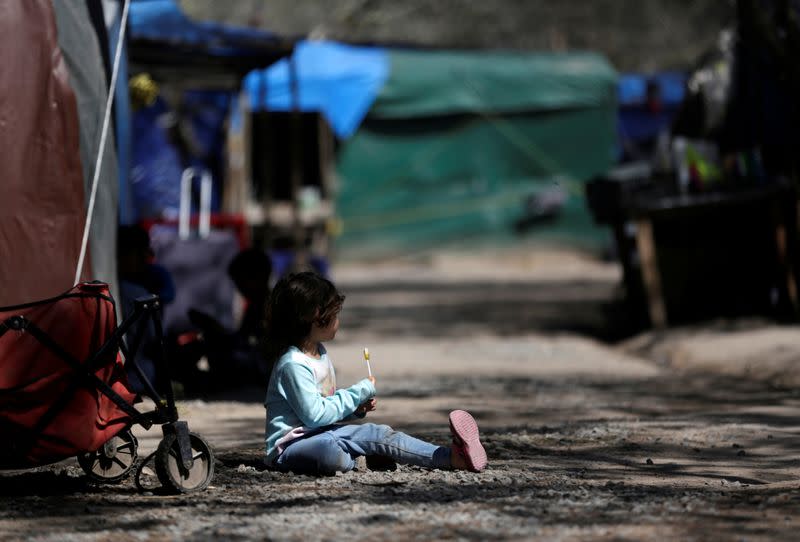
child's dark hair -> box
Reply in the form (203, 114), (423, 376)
(264, 272), (344, 363)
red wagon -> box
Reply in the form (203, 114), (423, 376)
(0, 281), (214, 493)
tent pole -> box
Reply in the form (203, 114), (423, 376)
(289, 51), (307, 269)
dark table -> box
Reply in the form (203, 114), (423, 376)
(587, 177), (798, 328)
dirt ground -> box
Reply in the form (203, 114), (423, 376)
(3, 248), (800, 541)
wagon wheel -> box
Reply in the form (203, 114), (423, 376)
(77, 429), (138, 483)
(154, 431), (214, 493)
(133, 451), (160, 493)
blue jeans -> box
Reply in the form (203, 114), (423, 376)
(275, 423), (452, 475)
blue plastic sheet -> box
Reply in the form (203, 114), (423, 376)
(130, 91), (234, 220)
(243, 41), (390, 139)
(617, 72), (686, 107)
(617, 72), (686, 154)
(130, 97), (184, 219)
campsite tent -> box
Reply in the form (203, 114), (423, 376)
(244, 44), (618, 259)
(335, 49), (619, 257)
(0, 0), (293, 308)
(0, 0), (118, 306)
(244, 41), (389, 139)
(126, 0), (292, 222)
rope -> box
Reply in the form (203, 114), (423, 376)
(74, 0), (131, 285)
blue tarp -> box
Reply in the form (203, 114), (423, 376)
(130, 92), (232, 221)
(127, 0), (276, 221)
(617, 72), (686, 148)
(129, 0), (280, 53)
(130, 97), (184, 220)
(243, 41), (390, 139)
(617, 72), (686, 107)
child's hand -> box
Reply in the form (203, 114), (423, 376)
(356, 398), (377, 415)
(367, 376), (376, 387)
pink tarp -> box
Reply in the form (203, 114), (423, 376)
(0, 0), (91, 306)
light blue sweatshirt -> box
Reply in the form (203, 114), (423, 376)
(264, 345), (376, 465)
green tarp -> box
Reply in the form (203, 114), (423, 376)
(335, 49), (618, 258)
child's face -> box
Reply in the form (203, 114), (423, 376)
(310, 314), (339, 343)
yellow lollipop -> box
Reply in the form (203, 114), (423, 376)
(363, 347), (372, 377)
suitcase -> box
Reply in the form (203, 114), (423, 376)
(148, 168), (243, 337)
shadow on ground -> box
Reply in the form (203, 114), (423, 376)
(338, 278), (638, 342)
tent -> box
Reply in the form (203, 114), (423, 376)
(244, 45), (617, 258)
(0, 0), (118, 306)
(335, 49), (619, 257)
(0, 0), (288, 307)
(244, 41), (390, 139)
(125, 0), (293, 222)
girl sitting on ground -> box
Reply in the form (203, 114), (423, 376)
(263, 271), (488, 475)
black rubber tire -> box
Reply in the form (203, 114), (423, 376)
(134, 451), (160, 493)
(77, 429), (138, 483)
(154, 431), (214, 493)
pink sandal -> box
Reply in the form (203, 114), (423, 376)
(449, 410), (488, 472)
